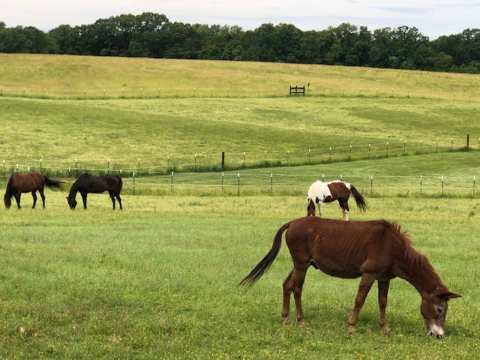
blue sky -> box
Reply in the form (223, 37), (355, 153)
(1, 0), (479, 39)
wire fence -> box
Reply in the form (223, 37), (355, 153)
(1, 169), (477, 198)
(0, 137), (474, 176)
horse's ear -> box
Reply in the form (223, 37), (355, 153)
(437, 290), (462, 300)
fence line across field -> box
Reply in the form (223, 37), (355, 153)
(0, 136), (474, 175)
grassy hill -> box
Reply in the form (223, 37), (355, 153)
(0, 54), (478, 174)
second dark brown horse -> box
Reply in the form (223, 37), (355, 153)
(4, 172), (62, 209)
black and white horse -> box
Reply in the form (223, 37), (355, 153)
(307, 180), (367, 220)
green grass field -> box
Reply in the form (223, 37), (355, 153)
(1, 193), (479, 359)
(1, 54), (479, 358)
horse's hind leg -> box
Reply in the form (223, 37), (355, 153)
(39, 188), (46, 208)
(339, 199), (350, 221)
(378, 280), (390, 335)
(281, 270), (294, 324)
(80, 192), (87, 209)
(108, 191), (116, 210)
(31, 191), (37, 209)
(115, 194), (123, 210)
(292, 267), (308, 324)
(347, 273), (375, 333)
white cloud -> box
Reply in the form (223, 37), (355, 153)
(1, 0), (478, 38)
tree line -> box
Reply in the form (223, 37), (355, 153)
(1, 13), (480, 73)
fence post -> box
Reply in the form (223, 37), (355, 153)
(170, 171), (174, 193)
(270, 173), (273, 194)
(420, 176), (423, 194)
(221, 172), (224, 194)
(132, 171), (136, 195)
(403, 143), (406, 155)
(467, 134), (470, 151)
(368, 144), (371, 159)
(441, 176), (444, 197)
(243, 152), (246, 166)
(386, 142), (389, 158)
(474, 176), (476, 198)
(221, 152), (225, 170)
(349, 144), (352, 160)
(307, 148), (311, 163)
(237, 172), (240, 196)
(194, 153), (198, 171)
(370, 176), (373, 195)
(329, 147), (332, 162)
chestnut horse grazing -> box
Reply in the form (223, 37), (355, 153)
(67, 173), (123, 210)
(241, 217), (461, 337)
(307, 180), (367, 220)
(4, 172), (62, 209)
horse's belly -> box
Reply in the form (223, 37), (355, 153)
(313, 259), (362, 279)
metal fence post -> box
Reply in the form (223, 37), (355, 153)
(221, 172), (224, 194)
(170, 171), (174, 193)
(132, 171), (136, 195)
(370, 176), (373, 195)
(237, 172), (240, 196)
(473, 176), (476, 198)
(420, 176), (423, 194)
(270, 173), (273, 194)
(441, 176), (444, 197)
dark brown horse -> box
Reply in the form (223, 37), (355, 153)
(67, 173), (123, 210)
(4, 172), (62, 209)
(241, 217), (461, 337)
(307, 180), (367, 220)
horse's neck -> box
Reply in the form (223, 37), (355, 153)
(397, 246), (443, 295)
(68, 183), (79, 198)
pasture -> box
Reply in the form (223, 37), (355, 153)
(1, 54), (479, 358)
(1, 193), (479, 359)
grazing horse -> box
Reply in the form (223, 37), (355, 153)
(241, 217), (461, 337)
(67, 173), (123, 210)
(307, 180), (367, 220)
(4, 172), (62, 209)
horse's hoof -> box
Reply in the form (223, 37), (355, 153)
(297, 319), (305, 327)
(381, 326), (390, 336)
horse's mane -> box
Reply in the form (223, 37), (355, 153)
(388, 222), (440, 282)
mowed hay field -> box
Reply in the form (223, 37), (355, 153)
(1, 54), (480, 358)
(1, 193), (479, 358)
(0, 54), (479, 168)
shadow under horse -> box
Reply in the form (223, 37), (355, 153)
(4, 172), (62, 209)
(241, 216), (461, 338)
(67, 173), (123, 210)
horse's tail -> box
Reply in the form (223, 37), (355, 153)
(350, 184), (367, 212)
(44, 176), (63, 190)
(240, 222), (291, 287)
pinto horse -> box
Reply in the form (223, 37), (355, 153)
(67, 173), (123, 210)
(241, 217), (461, 337)
(307, 180), (367, 220)
(4, 172), (62, 209)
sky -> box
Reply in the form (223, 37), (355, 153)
(1, 0), (479, 39)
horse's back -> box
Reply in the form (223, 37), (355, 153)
(9, 172), (44, 192)
(285, 217), (392, 278)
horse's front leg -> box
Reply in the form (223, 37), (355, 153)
(39, 188), (46, 209)
(81, 192), (87, 209)
(378, 279), (390, 335)
(348, 273), (375, 333)
(31, 191), (37, 209)
(108, 191), (115, 210)
(14, 193), (21, 209)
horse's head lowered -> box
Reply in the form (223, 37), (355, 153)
(307, 198), (316, 216)
(66, 195), (77, 210)
(4, 193), (12, 209)
(421, 287), (461, 338)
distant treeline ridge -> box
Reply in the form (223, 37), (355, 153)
(1, 13), (480, 73)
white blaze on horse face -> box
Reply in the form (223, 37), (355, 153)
(428, 323), (445, 337)
(307, 181), (332, 203)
